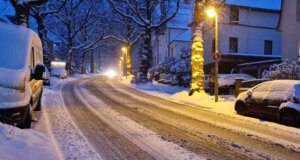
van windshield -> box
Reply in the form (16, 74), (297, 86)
(0, 42), (28, 70)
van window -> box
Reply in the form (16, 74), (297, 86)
(30, 47), (35, 68)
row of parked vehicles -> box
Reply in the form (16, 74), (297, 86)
(0, 23), (67, 128)
(151, 67), (300, 127)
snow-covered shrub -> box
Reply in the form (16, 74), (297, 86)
(154, 48), (191, 87)
(262, 60), (300, 80)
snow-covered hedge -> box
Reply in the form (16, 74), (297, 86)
(154, 48), (191, 87)
(262, 60), (300, 80)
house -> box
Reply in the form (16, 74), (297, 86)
(151, 1), (193, 66)
(204, 0), (282, 77)
(278, 0), (300, 61)
(152, 0), (283, 78)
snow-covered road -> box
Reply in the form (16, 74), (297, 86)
(58, 76), (300, 160)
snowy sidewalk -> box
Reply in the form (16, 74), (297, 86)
(40, 76), (100, 160)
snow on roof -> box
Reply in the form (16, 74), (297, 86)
(225, 0), (282, 11)
(173, 28), (191, 42)
(167, 1), (193, 29)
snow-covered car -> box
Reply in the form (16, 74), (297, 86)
(43, 67), (51, 86)
(51, 61), (67, 79)
(238, 79), (269, 95)
(235, 80), (300, 126)
(204, 74), (256, 94)
(0, 23), (46, 128)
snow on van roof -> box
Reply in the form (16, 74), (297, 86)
(225, 0), (282, 11)
(0, 23), (40, 69)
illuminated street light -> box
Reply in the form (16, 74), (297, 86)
(206, 7), (219, 102)
(205, 8), (216, 18)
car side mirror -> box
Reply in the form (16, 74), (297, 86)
(247, 91), (252, 97)
(32, 64), (46, 80)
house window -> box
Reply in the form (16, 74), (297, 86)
(212, 39), (216, 53)
(230, 6), (239, 24)
(229, 37), (238, 53)
(264, 40), (273, 55)
(297, 0), (300, 21)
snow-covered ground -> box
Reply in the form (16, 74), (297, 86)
(0, 122), (61, 160)
(0, 74), (101, 160)
(120, 76), (300, 139)
(39, 75), (100, 160)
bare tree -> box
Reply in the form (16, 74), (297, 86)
(107, 0), (180, 83)
(10, 0), (49, 27)
(46, 0), (94, 74)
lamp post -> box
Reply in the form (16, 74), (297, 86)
(121, 47), (127, 78)
(206, 8), (219, 102)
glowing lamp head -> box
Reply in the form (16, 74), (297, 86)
(206, 8), (216, 18)
(104, 70), (117, 78)
(122, 47), (127, 52)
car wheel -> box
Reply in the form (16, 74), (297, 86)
(281, 111), (297, 127)
(18, 105), (32, 129)
(235, 102), (246, 115)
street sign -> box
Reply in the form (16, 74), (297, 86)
(212, 52), (221, 61)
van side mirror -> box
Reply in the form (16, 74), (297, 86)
(32, 64), (45, 80)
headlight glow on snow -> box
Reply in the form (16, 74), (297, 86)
(104, 70), (117, 78)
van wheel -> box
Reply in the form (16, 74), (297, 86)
(18, 105), (32, 129)
(235, 102), (246, 116)
(281, 111), (297, 127)
(35, 95), (42, 111)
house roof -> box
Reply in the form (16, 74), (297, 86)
(225, 0), (282, 11)
(173, 28), (191, 42)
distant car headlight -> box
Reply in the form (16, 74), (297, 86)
(104, 70), (117, 78)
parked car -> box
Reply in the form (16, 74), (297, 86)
(235, 80), (300, 126)
(0, 23), (47, 128)
(238, 79), (269, 95)
(43, 67), (51, 86)
(51, 61), (67, 79)
(205, 74), (256, 94)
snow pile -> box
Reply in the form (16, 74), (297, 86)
(0, 123), (60, 160)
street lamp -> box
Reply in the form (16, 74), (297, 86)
(206, 8), (219, 102)
(121, 47), (127, 78)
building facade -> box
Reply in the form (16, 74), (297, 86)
(152, 0), (282, 78)
(278, 0), (300, 61)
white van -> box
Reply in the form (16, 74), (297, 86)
(0, 23), (47, 128)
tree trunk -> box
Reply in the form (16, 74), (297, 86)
(81, 53), (86, 75)
(126, 46), (132, 75)
(189, 0), (206, 95)
(15, 5), (30, 27)
(90, 52), (94, 74)
(138, 29), (151, 81)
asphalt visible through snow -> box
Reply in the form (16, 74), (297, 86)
(62, 76), (300, 160)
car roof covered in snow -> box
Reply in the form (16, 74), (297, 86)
(225, 0), (282, 11)
(0, 22), (41, 69)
